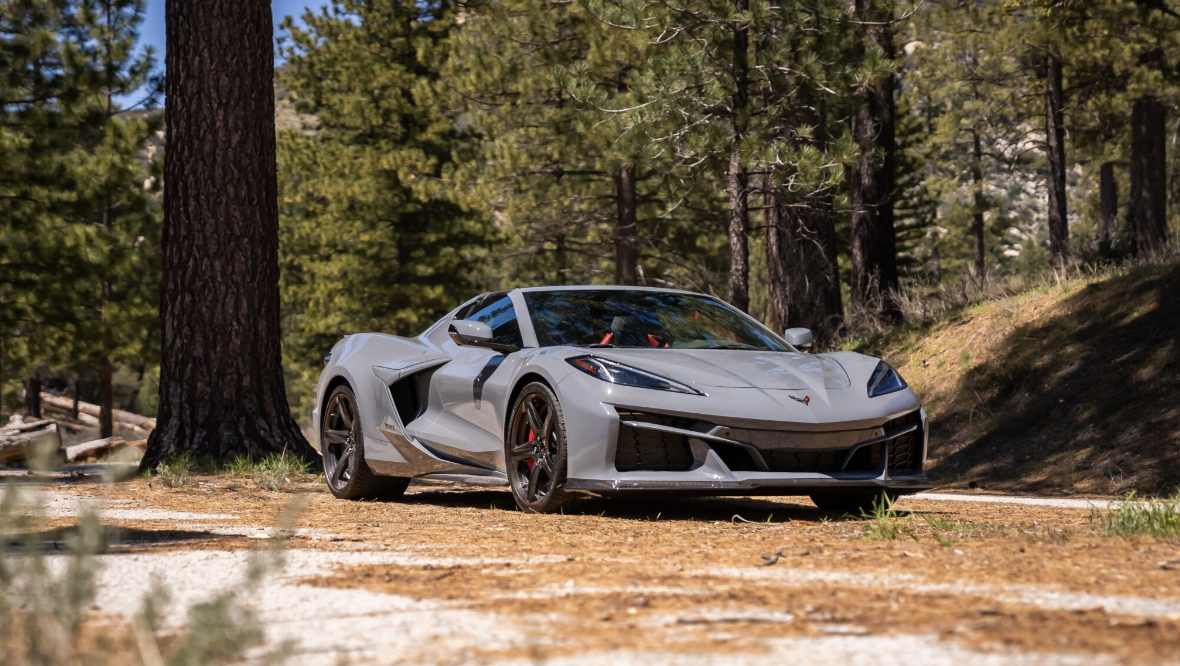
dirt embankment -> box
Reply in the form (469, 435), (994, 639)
(857, 261), (1180, 495)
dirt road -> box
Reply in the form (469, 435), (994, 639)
(12, 475), (1180, 665)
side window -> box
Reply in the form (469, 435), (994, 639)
(463, 294), (522, 348)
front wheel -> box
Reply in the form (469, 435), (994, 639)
(505, 382), (571, 514)
(809, 489), (899, 515)
(321, 384), (409, 500)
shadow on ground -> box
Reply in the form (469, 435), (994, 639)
(401, 487), (879, 523)
(4, 524), (250, 554)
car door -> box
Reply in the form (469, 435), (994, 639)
(409, 293), (524, 467)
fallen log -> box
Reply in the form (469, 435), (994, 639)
(65, 436), (125, 463)
(39, 392), (156, 431)
(0, 417), (61, 464)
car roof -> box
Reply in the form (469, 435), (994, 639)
(512, 285), (705, 297)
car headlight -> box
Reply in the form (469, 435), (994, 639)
(868, 361), (907, 397)
(566, 355), (703, 395)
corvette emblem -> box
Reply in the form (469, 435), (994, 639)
(790, 395), (811, 406)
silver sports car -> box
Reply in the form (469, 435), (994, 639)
(313, 287), (931, 513)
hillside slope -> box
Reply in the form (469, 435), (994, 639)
(857, 261), (1180, 496)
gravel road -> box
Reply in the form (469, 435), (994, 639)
(10, 477), (1180, 665)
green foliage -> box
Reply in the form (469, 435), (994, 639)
(276, 0), (496, 419)
(1093, 492), (1180, 538)
(0, 0), (161, 418)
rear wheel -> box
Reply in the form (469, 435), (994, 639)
(505, 382), (570, 514)
(809, 489), (899, 515)
(322, 384), (409, 500)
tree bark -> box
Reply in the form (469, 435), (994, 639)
(614, 164), (638, 286)
(1098, 161), (1117, 247)
(764, 185), (789, 334)
(1045, 48), (1069, 267)
(98, 358), (113, 438)
(1130, 95), (1168, 254)
(849, 0), (899, 320)
(143, 0), (315, 469)
(25, 376), (41, 418)
(971, 129), (986, 281)
(779, 193), (843, 348)
(727, 0), (750, 312)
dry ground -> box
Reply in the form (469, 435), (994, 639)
(6, 470), (1180, 665)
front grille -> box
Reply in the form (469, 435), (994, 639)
(885, 411), (924, 472)
(614, 411), (696, 472)
(762, 449), (845, 473)
(844, 442), (883, 473)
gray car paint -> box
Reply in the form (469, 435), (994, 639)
(313, 286), (931, 495)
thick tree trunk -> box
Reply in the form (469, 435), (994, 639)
(1098, 161), (1117, 247)
(25, 376), (41, 418)
(143, 0), (315, 469)
(781, 194), (843, 348)
(727, 0), (750, 312)
(971, 129), (986, 281)
(98, 358), (113, 438)
(1045, 49), (1069, 267)
(614, 164), (638, 286)
(849, 0), (899, 319)
(1130, 95), (1168, 254)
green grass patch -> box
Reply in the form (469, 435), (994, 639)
(859, 494), (915, 540)
(1092, 492), (1180, 538)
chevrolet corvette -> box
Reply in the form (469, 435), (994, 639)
(313, 287), (930, 513)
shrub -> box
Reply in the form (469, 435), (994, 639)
(156, 453), (195, 488)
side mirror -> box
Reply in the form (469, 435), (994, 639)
(784, 327), (814, 351)
(449, 319), (494, 346)
(448, 319), (520, 353)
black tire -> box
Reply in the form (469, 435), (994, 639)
(809, 489), (899, 515)
(321, 384), (410, 501)
(505, 382), (571, 514)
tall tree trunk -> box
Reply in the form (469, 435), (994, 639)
(727, 0), (750, 312)
(143, 0), (315, 469)
(614, 164), (638, 286)
(781, 193), (843, 347)
(1045, 48), (1069, 267)
(98, 358), (113, 438)
(764, 184), (789, 334)
(25, 376), (41, 418)
(971, 129), (986, 281)
(849, 0), (899, 319)
(1098, 161), (1117, 247)
(1130, 95), (1168, 254)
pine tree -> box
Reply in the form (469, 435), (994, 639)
(144, 0), (316, 467)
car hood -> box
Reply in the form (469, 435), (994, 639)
(584, 349), (852, 391)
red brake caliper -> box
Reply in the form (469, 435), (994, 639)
(526, 429), (536, 471)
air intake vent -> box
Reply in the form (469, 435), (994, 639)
(614, 410), (696, 472)
(885, 411), (923, 472)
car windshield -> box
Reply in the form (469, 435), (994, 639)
(523, 290), (792, 351)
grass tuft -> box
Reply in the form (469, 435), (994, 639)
(1092, 492), (1180, 538)
(156, 453), (195, 488)
(859, 494), (914, 540)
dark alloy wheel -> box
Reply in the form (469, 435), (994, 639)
(505, 382), (570, 513)
(809, 489), (899, 515)
(321, 384), (409, 500)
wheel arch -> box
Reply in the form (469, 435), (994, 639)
(319, 374), (353, 434)
(502, 371), (554, 443)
